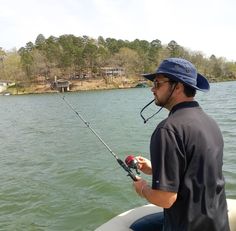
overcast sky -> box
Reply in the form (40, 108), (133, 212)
(1, 0), (236, 61)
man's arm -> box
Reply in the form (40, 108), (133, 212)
(133, 178), (177, 208)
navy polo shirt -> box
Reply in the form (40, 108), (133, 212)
(150, 101), (230, 231)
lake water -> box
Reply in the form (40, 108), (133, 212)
(0, 81), (235, 231)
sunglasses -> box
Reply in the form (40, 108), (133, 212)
(153, 79), (171, 88)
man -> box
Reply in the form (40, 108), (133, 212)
(132, 58), (230, 231)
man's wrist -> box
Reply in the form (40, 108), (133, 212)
(141, 185), (146, 198)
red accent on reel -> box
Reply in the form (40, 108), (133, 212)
(125, 155), (136, 166)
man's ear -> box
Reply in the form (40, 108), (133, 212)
(172, 82), (184, 97)
(175, 82), (183, 91)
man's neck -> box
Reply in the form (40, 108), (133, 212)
(167, 97), (194, 111)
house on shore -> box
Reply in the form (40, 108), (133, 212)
(51, 77), (71, 92)
(101, 67), (125, 77)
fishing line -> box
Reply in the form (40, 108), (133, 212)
(56, 91), (137, 181)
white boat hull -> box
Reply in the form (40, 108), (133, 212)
(95, 199), (236, 231)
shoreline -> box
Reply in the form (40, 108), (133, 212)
(3, 77), (146, 95)
(3, 77), (236, 96)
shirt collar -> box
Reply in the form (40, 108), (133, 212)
(169, 101), (199, 116)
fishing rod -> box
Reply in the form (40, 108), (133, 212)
(56, 91), (138, 181)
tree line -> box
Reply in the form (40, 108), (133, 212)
(0, 34), (236, 85)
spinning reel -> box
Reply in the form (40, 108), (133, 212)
(125, 155), (140, 175)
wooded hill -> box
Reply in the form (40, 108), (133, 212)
(0, 34), (236, 86)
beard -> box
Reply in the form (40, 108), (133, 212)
(153, 83), (177, 109)
(154, 91), (174, 109)
(154, 97), (166, 107)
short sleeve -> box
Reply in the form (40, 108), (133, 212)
(150, 127), (186, 192)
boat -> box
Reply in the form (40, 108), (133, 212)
(135, 82), (149, 88)
(95, 198), (236, 231)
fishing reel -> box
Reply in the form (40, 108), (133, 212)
(125, 155), (140, 175)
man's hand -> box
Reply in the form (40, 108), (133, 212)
(135, 156), (152, 175)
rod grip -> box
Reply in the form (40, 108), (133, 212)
(117, 158), (137, 181)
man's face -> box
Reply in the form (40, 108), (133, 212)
(151, 74), (175, 108)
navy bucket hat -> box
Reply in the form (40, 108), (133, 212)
(143, 58), (210, 92)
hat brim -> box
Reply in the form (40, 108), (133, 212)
(142, 72), (210, 92)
